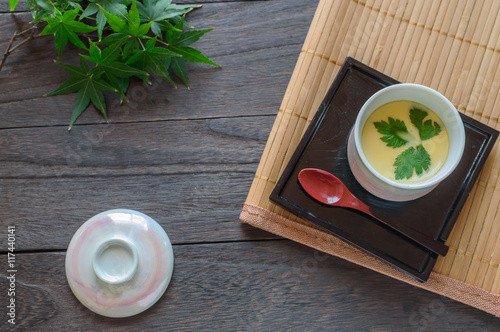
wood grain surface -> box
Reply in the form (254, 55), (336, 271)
(3, 241), (500, 331)
(2, 0), (500, 330)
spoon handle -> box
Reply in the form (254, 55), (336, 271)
(361, 204), (449, 257)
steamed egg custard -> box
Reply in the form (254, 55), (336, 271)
(361, 100), (449, 183)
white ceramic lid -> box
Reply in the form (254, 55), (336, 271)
(65, 209), (174, 317)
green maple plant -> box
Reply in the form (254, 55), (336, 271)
(7, 0), (219, 130)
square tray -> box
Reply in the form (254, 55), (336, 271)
(270, 57), (499, 282)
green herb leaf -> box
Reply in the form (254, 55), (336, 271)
(373, 117), (409, 148)
(409, 106), (442, 141)
(46, 58), (118, 130)
(41, 7), (96, 57)
(394, 145), (431, 180)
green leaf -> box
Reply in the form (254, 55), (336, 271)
(172, 28), (213, 47)
(150, 22), (162, 38)
(92, 0), (128, 14)
(122, 37), (140, 58)
(45, 76), (84, 95)
(92, 0), (129, 39)
(410, 106), (442, 141)
(9, 0), (20, 11)
(80, 3), (99, 20)
(127, 38), (179, 86)
(115, 76), (130, 94)
(137, 0), (198, 24)
(170, 15), (185, 40)
(79, 53), (90, 72)
(98, 32), (136, 60)
(171, 56), (188, 87)
(67, 1), (81, 9)
(128, 0), (141, 29)
(98, 5), (128, 33)
(148, 45), (180, 57)
(99, 32), (131, 46)
(136, 0), (198, 38)
(88, 39), (102, 61)
(41, 7), (96, 57)
(30, 0), (70, 22)
(373, 117), (409, 148)
(102, 61), (148, 78)
(150, 19), (180, 38)
(35, 0), (54, 13)
(70, 88), (91, 130)
(95, 10), (107, 40)
(91, 0), (129, 19)
(82, 41), (148, 99)
(46, 60), (117, 130)
(99, 1), (152, 37)
(163, 16), (218, 66)
(394, 145), (431, 180)
(100, 38), (125, 62)
(53, 61), (87, 79)
(31, 0), (216, 128)
(139, 21), (153, 35)
(167, 45), (219, 66)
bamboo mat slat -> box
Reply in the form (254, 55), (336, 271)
(241, 0), (500, 315)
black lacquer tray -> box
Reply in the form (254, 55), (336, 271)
(270, 57), (499, 282)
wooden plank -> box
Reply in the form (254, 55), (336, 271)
(0, 1), (26, 13)
(0, 169), (276, 251)
(0, 116), (277, 251)
(0, 116), (274, 178)
(0, 0), (318, 129)
(2, 241), (500, 330)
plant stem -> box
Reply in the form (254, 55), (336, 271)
(0, 25), (47, 74)
(0, 31), (18, 73)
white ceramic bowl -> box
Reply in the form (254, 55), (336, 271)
(347, 83), (465, 201)
(65, 209), (174, 317)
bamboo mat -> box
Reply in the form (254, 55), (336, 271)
(240, 0), (500, 316)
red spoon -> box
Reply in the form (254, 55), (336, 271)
(297, 168), (448, 257)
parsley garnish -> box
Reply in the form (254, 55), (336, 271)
(373, 117), (409, 148)
(393, 145), (431, 180)
(410, 107), (442, 140)
(373, 105), (442, 180)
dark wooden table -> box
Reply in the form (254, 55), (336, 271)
(2, 0), (500, 330)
